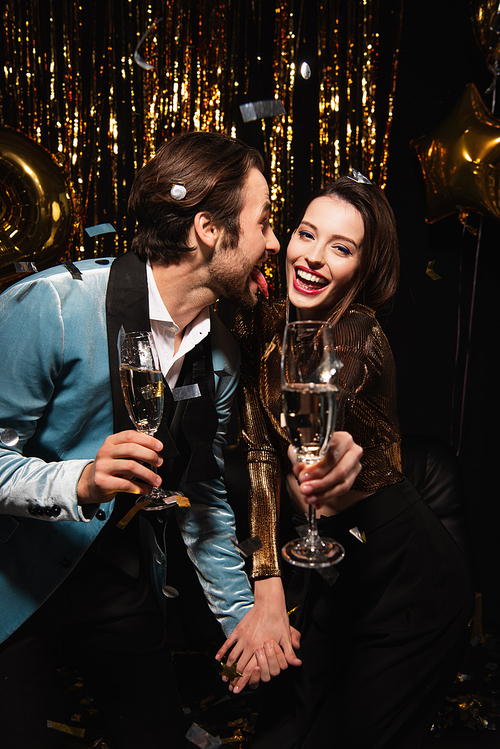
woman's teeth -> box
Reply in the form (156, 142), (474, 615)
(296, 268), (327, 289)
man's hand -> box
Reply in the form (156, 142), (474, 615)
(77, 431), (163, 505)
(215, 577), (301, 693)
(288, 431), (363, 511)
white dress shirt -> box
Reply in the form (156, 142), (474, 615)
(146, 262), (211, 390)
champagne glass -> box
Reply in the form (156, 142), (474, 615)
(281, 320), (345, 568)
(119, 330), (177, 511)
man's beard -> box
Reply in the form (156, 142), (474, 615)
(219, 271), (258, 310)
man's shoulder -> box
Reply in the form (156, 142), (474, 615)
(1, 258), (115, 302)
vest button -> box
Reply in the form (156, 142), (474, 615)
(96, 509), (106, 521)
(59, 558), (72, 568)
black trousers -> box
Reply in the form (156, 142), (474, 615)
(0, 551), (186, 749)
(252, 480), (475, 749)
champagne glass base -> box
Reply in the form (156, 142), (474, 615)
(282, 536), (345, 569)
(135, 489), (180, 511)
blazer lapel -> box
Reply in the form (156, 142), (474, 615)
(105, 253), (179, 460)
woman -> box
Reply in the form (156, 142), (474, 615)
(218, 175), (475, 748)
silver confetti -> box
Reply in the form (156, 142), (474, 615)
(185, 722), (222, 748)
(0, 428), (19, 447)
(133, 18), (163, 71)
(239, 100), (286, 122)
(300, 62), (311, 79)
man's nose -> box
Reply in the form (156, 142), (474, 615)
(266, 227), (280, 255)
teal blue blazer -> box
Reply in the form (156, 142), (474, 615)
(0, 257), (253, 643)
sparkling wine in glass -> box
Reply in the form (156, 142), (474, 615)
(281, 320), (345, 568)
(119, 331), (178, 510)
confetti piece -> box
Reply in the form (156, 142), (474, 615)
(349, 526), (366, 543)
(239, 99), (285, 122)
(13, 261), (37, 273)
(300, 62), (311, 79)
(218, 656), (243, 680)
(226, 534), (262, 558)
(61, 261), (82, 280)
(426, 260), (441, 281)
(46, 720), (85, 738)
(133, 18), (163, 71)
(185, 721), (222, 747)
(84, 222), (116, 237)
(0, 428), (19, 446)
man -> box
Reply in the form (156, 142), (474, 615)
(0, 131), (361, 748)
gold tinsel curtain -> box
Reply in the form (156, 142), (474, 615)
(0, 0), (402, 294)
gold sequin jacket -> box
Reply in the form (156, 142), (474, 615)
(232, 300), (404, 579)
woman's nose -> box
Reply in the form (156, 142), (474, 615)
(304, 243), (324, 265)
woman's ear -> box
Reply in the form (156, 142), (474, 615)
(193, 211), (220, 248)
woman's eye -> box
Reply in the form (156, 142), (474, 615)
(333, 244), (353, 256)
(298, 230), (314, 240)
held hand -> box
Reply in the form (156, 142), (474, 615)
(215, 578), (301, 693)
(77, 430), (164, 505)
(288, 431), (363, 510)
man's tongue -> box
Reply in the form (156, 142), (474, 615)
(250, 266), (269, 298)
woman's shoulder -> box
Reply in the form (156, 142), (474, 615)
(336, 304), (380, 341)
(344, 303), (377, 322)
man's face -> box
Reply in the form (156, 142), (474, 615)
(209, 168), (280, 309)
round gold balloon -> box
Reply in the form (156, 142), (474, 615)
(470, 0), (500, 67)
(410, 83), (500, 224)
(0, 127), (74, 282)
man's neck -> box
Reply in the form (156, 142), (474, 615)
(150, 260), (215, 335)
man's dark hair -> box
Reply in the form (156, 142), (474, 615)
(128, 131), (265, 263)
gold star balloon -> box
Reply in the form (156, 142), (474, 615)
(470, 0), (500, 69)
(410, 83), (500, 223)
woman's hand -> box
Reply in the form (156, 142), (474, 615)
(215, 577), (301, 692)
(288, 431), (364, 513)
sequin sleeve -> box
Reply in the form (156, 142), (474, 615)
(334, 306), (404, 491)
(232, 302), (289, 579)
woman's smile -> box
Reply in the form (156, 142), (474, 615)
(293, 265), (329, 293)
(287, 195), (364, 319)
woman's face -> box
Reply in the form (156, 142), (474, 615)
(286, 195), (364, 320)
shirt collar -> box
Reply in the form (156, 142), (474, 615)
(146, 261), (211, 339)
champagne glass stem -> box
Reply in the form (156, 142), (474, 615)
(307, 503), (318, 538)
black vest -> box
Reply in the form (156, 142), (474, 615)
(91, 252), (221, 576)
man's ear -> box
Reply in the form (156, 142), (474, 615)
(193, 211), (220, 248)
